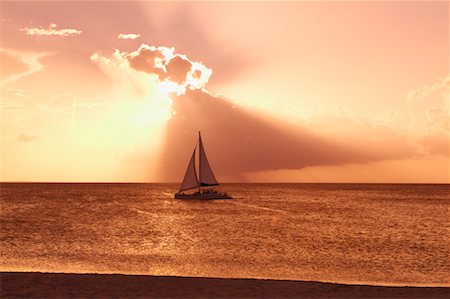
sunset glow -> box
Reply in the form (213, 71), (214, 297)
(0, 1), (448, 183)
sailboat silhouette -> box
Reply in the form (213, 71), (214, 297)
(175, 132), (232, 199)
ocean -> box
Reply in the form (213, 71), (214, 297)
(1, 183), (449, 287)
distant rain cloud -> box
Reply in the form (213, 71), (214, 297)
(117, 33), (141, 40)
(20, 23), (82, 37)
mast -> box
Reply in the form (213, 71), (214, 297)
(198, 131), (202, 190)
(198, 132), (202, 193)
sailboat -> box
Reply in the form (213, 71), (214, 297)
(175, 132), (232, 200)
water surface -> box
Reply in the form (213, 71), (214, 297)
(1, 183), (449, 286)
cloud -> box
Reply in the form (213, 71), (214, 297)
(17, 132), (39, 142)
(47, 93), (78, 113)
(165, 55), (192, 85)
(117, 33), (141, 40)
(408, 75), (450, 156)
(407, 75), (449, 102)
(425, 106), (449, 133)
(1, 88), (105, 115)
(375, 108), (399, 126)
(0, 88), (35, 110)
(418, 132), (449, 157)
(418, 105), (450, 156)
(125, 45), (171, 79)
(126, 44), (213, 92)
(20, 23), (82, 37)
(0, 48), (47, 87)
(44, 93), (106, 113)
(93, 44), (212, 95)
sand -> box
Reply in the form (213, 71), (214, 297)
(1, 272), (449, 298)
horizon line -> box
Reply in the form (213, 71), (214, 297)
(1, 181), (449, 185)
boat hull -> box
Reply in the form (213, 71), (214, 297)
(175, 191), (232, 200)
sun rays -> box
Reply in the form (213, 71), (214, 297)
(91, 43), (214, 126)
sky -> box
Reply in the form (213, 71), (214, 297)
(0, 1), (449, 183)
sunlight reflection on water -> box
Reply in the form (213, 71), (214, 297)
(1, 183), (449, 286)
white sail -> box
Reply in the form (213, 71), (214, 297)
(179, 149), (200, 191)
(198, 132), (219, 186)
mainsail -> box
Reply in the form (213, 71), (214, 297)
(179, 149), (199, 191)
(178, 132), (219, 192)
(198, 132), (219, 186)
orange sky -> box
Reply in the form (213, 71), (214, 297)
(0, 1), (448, 183)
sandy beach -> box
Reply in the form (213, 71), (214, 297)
(1, 272), (449, 298)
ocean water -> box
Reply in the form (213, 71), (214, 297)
(1, 183), (449, 287)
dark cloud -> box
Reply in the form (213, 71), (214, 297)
(165, 55), (192, 85)
(157, 91), (361, 181)
(156, 90), (419, 181)
(127, 46), (167, 79)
